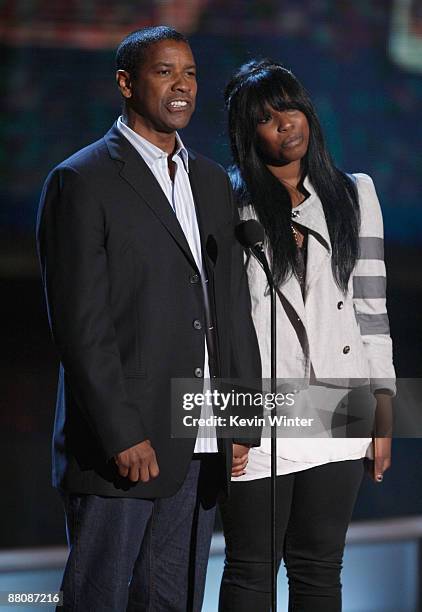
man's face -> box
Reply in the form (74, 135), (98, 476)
(118, 40), (197, 136)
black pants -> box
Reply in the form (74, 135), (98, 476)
(219, 459), (364, 612)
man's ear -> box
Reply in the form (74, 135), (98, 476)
(116, 70), (132, 99)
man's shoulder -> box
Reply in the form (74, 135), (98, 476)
(53, 136), (109, 175)
(42, 131), (119, 194)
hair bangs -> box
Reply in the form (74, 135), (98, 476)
(240, 70), (310, 127)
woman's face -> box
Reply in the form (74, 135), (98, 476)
(255, 105), (310, 166)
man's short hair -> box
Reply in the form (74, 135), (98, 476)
(116, 26), (189, 78)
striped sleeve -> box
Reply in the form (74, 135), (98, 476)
(352, 173), (396, 395)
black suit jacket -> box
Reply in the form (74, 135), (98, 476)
(36, 123), (261, 498)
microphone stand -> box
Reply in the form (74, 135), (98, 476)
(250, 243), (278, 612)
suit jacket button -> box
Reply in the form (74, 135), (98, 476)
(337, 301), (344, 310)
(193, 319), (202, 330)
(343, 345), (350, 354)
(190, 274), (200, 284)
(194, 367), (203, 378)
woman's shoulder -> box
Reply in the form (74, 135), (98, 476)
(349, 172), (382, 197)
(349, 172), (384, 235)
(347, 172), (380, 205)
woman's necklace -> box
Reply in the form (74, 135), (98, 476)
(280, 177), (307, 285)
(291, 223), (306, 288)
(291, 223), (300, 247)
(279, 176), (305, 247)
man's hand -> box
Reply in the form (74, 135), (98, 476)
(232, 443), (250, 477)
(114, 440), (159, 483)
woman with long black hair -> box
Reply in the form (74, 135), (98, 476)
(219, 59), (396, 612)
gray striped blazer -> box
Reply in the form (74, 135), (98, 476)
(240, 173), (396, 463)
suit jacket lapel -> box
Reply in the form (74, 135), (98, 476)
(277, 272), (306, 322)
(187, 153), (215, 273)
(277, 178), (331, 316)
(301, 179), (331, 291)
(104, 123), (199, 272)
(305, 231), (331, 292)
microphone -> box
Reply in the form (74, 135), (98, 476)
(236, 218), (265, 249)
(236, 220), (278, 608)
(236, 220), (275, 288)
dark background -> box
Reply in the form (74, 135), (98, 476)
(1, 0), (421, 548)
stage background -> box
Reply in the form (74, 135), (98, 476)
(1, 0), (421, 548)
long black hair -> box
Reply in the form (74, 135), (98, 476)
(225, 59), (360, 293)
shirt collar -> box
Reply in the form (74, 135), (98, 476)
(117, 115), (189, 172)
(293, 176), (331, 248)
(292, 176), (316, 212)
(173, 132), (189, 171)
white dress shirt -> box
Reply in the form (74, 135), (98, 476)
(117, 117), (217, 453)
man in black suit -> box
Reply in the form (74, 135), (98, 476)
(36, 26), (260, 611)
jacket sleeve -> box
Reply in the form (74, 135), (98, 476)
(36, 165), (148, 459)
(352, 173), (396, 396)
(226, 175), (262, 446)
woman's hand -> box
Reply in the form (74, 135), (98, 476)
(232, 443), (250, 477)
(366, 437), (392, 483)
(366, 391), (393, 483)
